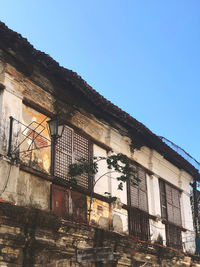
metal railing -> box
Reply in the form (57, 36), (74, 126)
(8, 116), (51, 174)
(159, 136), (200, 173)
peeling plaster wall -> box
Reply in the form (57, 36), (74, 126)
(0, 158), (50, 210)
(0, 84), (22, 155)
(16, 170), (50, 210)
(87, 197), (110, 230)
(0, 65), (51, 210)
(0, 158), (19, 203)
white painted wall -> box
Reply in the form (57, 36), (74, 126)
(0, 76), (50, 210)
(93, 144), (109, 196)
(133, 147), (195, 251)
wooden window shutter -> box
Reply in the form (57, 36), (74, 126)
(159, 180), (182, 249)
(52, 185), (87, 223)
(165, 184), (182, 226)
(138, 167), (146, 191)
(71, 190), (87, 223)
(138, 167), (148, 212)
(172, 188), (181, 225)
(129, 166), (148, 212)
(159, 180), (167, 219)
(52, 185), (68, 218)
(130, 185), (139, 207)
(139, 190), (148, 212)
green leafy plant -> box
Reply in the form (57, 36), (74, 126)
(68, 153), (139, 223)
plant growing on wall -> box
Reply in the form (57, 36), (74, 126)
(68, 153), (139, 222)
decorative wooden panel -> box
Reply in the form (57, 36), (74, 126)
(52, 185), (87, 223)
(54, 126), (73, 180)
(74, 132), (89, 189)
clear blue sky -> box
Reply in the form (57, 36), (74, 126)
(1, 1), (200, 162)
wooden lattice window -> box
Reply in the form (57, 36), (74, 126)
(128, 166), (149, 240)
(54, 126), (92, 189)
(159, 180), (182, 249)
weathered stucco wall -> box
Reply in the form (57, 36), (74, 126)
(0, 61), (196, 255)
(0, 158), (50, 210)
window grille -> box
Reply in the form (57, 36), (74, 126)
(166, 223), (182, 249)
(129, 207), (150, 241)
(54, 126), (91, 189)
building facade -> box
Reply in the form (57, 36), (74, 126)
(0, 22), (199, 266)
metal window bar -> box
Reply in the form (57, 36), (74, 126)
(166, 223), (182, 250)
(129, 207), (150, 241)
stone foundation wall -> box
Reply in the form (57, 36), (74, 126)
(0, 202), (199, 267)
